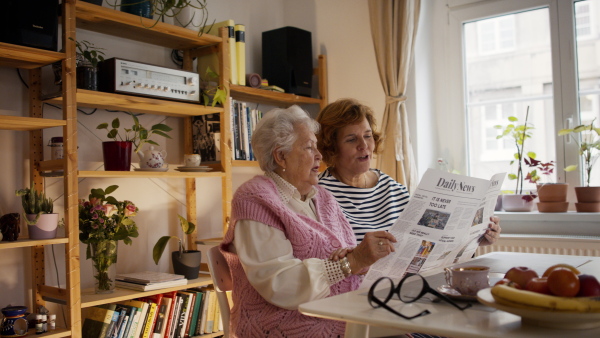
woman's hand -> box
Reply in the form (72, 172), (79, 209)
(479, 216), (501, 246)
(346, 231), (397, 274)
(329, 247), (354, 261)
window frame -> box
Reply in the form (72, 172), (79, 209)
(445, 0), (582, 188)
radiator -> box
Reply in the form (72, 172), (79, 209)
(476, 234), (600, 257)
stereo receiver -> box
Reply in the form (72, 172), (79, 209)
(99, 58), (200, 103)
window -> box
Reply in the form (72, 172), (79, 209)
(449, 0), (600, 190)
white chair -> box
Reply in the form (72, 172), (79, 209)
(207, 245), (233, 338)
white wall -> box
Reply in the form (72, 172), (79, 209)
(0, 0), (390, 310)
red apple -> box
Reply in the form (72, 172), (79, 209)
(495, 278), (522, 289)
(526, 277), (551, 295)
(577, 274), (600, 297)
(504, 266), (539, 290)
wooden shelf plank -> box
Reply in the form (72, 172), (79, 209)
(78, 170), (225, 178)
(44, 90), (223, 117)
(0, 42), (65, 69)
(232, 160), (260, 167)
(0, 116), (66, 131)
(81, 276), (214, 308)
(76, 2), (221, 50)
(0, 237), (69, 250)
(230, 84), (322, 107)
(26, 328), (71, 338)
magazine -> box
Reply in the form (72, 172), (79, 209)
(360, 169), (505, 288)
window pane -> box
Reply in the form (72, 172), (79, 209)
(464, 8), (556, 192)
(575, 0), (600, 186)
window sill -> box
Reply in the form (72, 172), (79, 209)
(494, 211), (600, 237)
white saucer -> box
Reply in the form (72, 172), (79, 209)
(436, 285), (478, 301)
(134, 167), (169, 172)
(177, 166), (210, 169)
(175, 167), (213, 172)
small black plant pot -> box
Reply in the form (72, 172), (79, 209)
(76, 65), (98, 91)
(172, 250), (202, 280)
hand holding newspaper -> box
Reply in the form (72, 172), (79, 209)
(360, 169), (505, 288)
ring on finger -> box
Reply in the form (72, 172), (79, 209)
(378, 240), (384, 246)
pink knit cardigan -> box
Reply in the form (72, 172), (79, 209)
(220, 175), (361, 337)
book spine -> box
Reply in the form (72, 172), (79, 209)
(205, 290), (217, 334)
(227, 24), (238, 85)
(235, 24), (246, 86)
(142, 303), (157, 338)
(168, 296), (183, 338)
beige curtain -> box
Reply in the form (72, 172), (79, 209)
(368, 0), (420, 193)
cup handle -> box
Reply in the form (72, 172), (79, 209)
(444, 267), (452, 286)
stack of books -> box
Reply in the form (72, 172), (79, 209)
(116, 271), (188, 291)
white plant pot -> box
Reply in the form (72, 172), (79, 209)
(502, 194), (536, 212)
(26, 213), (59, 239)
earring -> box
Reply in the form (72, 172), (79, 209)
(283, 168), (286, 172)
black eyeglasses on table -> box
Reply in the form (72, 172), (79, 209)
(367, 273), (472, 320)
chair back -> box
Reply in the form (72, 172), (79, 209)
(207, 245), (232, 337)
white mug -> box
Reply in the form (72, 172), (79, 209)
(184, 154), (201, 167)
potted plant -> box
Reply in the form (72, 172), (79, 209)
(152, 215), (201, 280)
(200, 66), (228, 107)
(70, 38), (106, 91)
(523, 157), (570, 212)
(79, 185), (139, 293)
(15, 185), (59, 239)
(558, 118), (600, 212)
(494, 107), (538, 211)
(108, 0), (211, 31)
(97, 115), (172, 171)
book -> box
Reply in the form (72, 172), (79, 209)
(82, 305), (115, 338)
(174, 292), (191, 338)
(204, 290), (217, 334)
(116, 304), (136, 338)
(116, 300), (146, 338)
(187, 290), (204, 337)
(196, 288), (211, 335)
(115, 279), (188, 291)
(235, 24), (246, 86)
(180, 291), (196, 338)
(116, 315), (129, 338)
(111, 304), (128, 338)
(168, 295), (183, 338)
(212, 293), (221, 333)
(141, 301), (158, 338)
(102, 304), (121, 338)
(198, 19), (237, 85)
(152, 296), (171, 338)
(116, 271), (186, 284)
(140, 294), (163, 338)
(160, 291), (178, 338)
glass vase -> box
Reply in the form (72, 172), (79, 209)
(90, 240), (118, 294)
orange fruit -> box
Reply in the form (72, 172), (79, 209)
(542, 263), (580, 278)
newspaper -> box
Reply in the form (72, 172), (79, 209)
(361, 168), (505, 288)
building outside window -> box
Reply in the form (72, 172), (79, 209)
(452, 0), (600, 191)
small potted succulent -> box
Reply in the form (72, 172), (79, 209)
(152, 215), (201, 279)
(97, 115), (172, 171)
(558, 119), (600, 212)
(70, 38), (106, 91)
(494, 108), (537, 211)
(15, 184), (59, 239)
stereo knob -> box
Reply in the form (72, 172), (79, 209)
(190, 91), (197, 95)
(150, 85), (156, 89)
(163, 87), (169, 91)
(186, 77), (196, 86)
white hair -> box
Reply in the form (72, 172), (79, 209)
(252, 105), (320, 172)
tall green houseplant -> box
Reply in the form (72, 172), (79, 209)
(558, 118), (600, 187)
(494, 107), (537, 198)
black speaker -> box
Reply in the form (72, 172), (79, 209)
(0, 0), (59, 51)
(262, 27), (313, 97)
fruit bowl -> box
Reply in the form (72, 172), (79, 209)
(477, 288), (600, 329)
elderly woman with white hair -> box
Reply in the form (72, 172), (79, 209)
(220, 105), (396, 337)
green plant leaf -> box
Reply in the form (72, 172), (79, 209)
(564, 165), (578, 172)
(508, 116), (518, 122)
(153, 236), (177, 264)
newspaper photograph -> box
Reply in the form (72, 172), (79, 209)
(360, 168), (505, 288)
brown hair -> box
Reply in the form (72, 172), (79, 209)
(316, 98), (382, 167)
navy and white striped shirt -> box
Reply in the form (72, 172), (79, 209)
(318, 168), (410, 242)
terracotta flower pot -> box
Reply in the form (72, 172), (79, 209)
(574, 186), (600, 213)
(536, 183), (568, 202)
(537, 201), (569, 213)
(502, 194), (536, 212)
